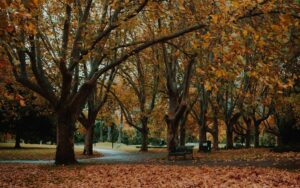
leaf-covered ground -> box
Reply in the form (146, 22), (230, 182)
(0, 164), (299, 187)
(193, 148), (300, 162)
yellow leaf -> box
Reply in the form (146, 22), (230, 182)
(204, 82), (212, 91)
(215, 70), (224, 78)
(211, 15), (218, 24)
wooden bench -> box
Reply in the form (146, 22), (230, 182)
(168, 146), (194, 160)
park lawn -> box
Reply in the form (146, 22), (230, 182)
(193, 148), (300, 162)
(0, 163), (299, 187)
(0, 143), (101, 160)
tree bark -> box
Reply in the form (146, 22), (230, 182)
(212, 131), (218, 150)
(140, 129), (148, 152)
(83, 124), (94, 155)
(166, 119), (179, 151)
(198, 124), (207, 152)
(243, 117), (252, 148)
(140, 117), (149, 152)
(226, 125), (234, 149)
(99, 123), (104, 142)
(254, 123), (260, 147)
(107, 126), (111, 142)
(179, 110), (188, 146)
(14, 128), (21, 149)
(179, 122), (186, 146)
(212, 108), (219, 150)
(118, 126), (122, 143)
(55, 112), (77, 165)
(277, 135), (283, 147)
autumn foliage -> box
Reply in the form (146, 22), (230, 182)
(0, 0), (299, 166)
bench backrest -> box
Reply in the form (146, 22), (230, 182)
(171, 146), (194, 153)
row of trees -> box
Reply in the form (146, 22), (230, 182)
(0, 0), (299, 164)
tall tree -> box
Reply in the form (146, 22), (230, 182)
(112, 48), (160, 151)
(1, 0), (205, 164)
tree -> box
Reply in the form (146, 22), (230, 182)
(79, 68), (116, 155)
(1, 0), (205, 164)
(112, 48), (160, 151)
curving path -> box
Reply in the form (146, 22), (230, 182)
(0, 148), (299, 171)
(88, 148), (166, 164)
(0, 147), (166, 164)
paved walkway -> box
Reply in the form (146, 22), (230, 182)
(0, 147), (166, 164)
(0, 148), (299, 171)
(86, 148), (166, 164)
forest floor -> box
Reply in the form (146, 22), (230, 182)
(0, 163), (299, 187)
(90, 147), (300, 172)
(0, 143), (299, 187)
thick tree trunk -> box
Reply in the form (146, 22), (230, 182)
(254, 123), (260, 148)
(198, 124), (207, 152)
(179, 112), (187, 146)
(140, 118), (149, 152)
(212, 131), (218, 150)
(226, 125), (234, 149)
(166, 119), (179, 151)
(14, 129), (21, 149)
(83, 124), (94, 155)
(179, 123), (186, 146)
(55, 113), (77, 165)
(140, 129), (148, 152)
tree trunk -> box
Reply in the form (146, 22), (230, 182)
(166, 119), (179, 151)
(212, 131), (218, 150)
(179, 123), (186, 146)
(140, 117), (149, 152)
(277, 135), (283, 147)
(107, 126), (111, 142)
(226, 124), (234, 149)
(254, 123), (260, 147)
(179, 112), (188, 146)
(246, 126), (251, 148)
(14, 128), (21, 149)
(244, 117), (251, 148)
(83, 124), (94, 155)
(99, 124), (104, 142)
(55, 113), (77, 165)
(118, 126), (122, 143)
(198, 124), (207, 152)
(140, 129), (148, 152)
(212, 108), (219, 150)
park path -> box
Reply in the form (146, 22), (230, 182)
(84, 148), (166, 164)
(0, 147), (299, 171)
(0, 147), (165, 164)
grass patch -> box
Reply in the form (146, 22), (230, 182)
(0, 143), (101, 160)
